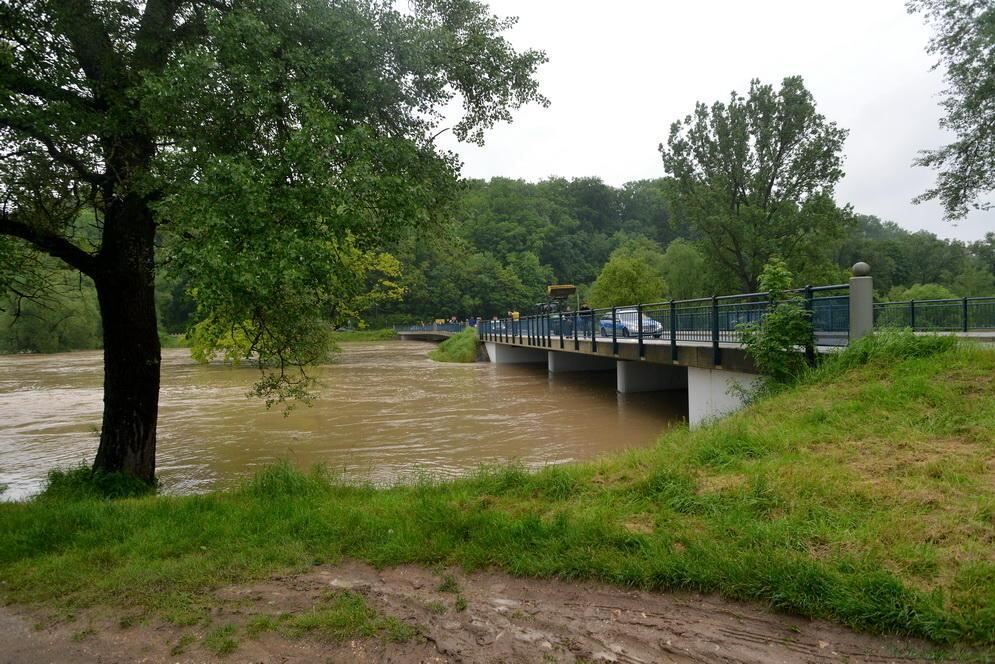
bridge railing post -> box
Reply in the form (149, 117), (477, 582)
(573, 311), (579, 351)
(559, 311), (564, 349)
(612, 306), (618, 355)
(711, 295), (721, 366)
(637, 304), (644, 359)
(963, 297), (969, 333)
(804, 285), (815, 365)
(590, 309), (597, 352)
(670, 300), (678, 362)
(910, 299), (916, 330)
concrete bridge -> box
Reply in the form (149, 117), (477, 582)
(479, 267), (874, 428)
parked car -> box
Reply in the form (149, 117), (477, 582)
(599, 308), (663, 338)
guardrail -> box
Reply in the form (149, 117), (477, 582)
(478, 284), (850, 364)
(874, 296), (995, 332)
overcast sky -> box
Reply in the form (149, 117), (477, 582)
(438, 0), (993, 243)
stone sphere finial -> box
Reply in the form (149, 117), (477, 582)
(852, 261), (871, 277)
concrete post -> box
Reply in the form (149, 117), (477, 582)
(849, 262), (873, 341)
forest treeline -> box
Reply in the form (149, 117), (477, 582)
(3, 174), (992, 354)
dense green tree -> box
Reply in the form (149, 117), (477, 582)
(660, 76), (851, 292)
(588, 254), (666, 308)
(887, 283), (960, 301)
(660, 239), (710, 299)
(909, 0), (995, 219)
(0, 0), (545, 482)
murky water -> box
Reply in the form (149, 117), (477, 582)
(0, 342), (687, 500)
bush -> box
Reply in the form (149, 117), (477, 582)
(429, 328), (480, 363)
(739, 258), (813, 385)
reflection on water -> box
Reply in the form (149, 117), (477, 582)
(0, 342), (687, 500)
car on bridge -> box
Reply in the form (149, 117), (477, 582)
(599, 308), (663, 338)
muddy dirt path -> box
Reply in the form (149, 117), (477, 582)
(0, 560), (940, 663)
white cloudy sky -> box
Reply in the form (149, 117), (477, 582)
(438, 0), (994, 242)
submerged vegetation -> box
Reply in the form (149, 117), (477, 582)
(1, 333), (993, 648)
(429, 328), (481, 363)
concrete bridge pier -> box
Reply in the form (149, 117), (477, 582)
(483, 342), (546, 364)
(687, 367), (760, 428)
(616, 360), (687, 393)
(548, 352), (615, 373)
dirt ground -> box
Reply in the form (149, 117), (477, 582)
(0, 560), (945, 663)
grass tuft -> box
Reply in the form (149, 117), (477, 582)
(40, 466), (155, 501)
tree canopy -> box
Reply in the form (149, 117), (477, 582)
(660, 76), (851, 292)
(909, 0), (995, 219)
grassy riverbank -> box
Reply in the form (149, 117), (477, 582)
(428, 327), (480, 362)
(1, 333), (993, 648)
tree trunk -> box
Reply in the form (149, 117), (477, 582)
(91, 198), (161, 484)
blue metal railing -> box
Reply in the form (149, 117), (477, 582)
(874, 296), (995, 332)
(477, 284), (852, 363)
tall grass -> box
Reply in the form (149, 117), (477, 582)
(429, 328), (480, 363)
(0, 334), (993, 647)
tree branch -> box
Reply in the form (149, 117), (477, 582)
(0, 115), (105, 186)
(0, 212), (99, 276)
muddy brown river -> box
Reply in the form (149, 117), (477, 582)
(0, 341), (686, 500)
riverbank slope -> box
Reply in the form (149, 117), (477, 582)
(1, 333), (993, 657)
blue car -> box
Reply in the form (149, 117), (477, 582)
(599, 308), (663, 338)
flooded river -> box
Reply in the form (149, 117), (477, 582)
(0, 342), (686, 500)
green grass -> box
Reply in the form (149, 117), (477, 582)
(203, 624), (239, 655)
(280, 591), (416, 643)
(331, 328), (397, 343)
(1, 332), (993, 648)
(428, 328), (480, 363)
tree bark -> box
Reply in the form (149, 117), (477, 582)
(91, 195), (160, 483)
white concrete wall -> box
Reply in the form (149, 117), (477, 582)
(616, 361), (687, 393)
(548, 351), (616, 373)
(484, 342), (547, 364)
(687, 367), (760, 428)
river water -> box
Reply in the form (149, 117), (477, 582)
(0, 342), (687, 500)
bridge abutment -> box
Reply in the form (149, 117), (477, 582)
(616, 360), (687, 393)
(484, 342), (547, 364)
(687, 367), (759, 428)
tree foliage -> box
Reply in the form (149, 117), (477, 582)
(660, 76), (851, 292)
(588, 254), (665, 308)
(0, 0), (546, 479)
(909, 0), (995, 219)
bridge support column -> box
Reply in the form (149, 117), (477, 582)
(687, 367), (759, 428)
(484, 342), (546, 364)
(616, 360), (687, 393)
(548, 351), (615, 373)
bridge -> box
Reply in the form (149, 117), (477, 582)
(399, 264), (995, 427)
(395, 323), (466, 342)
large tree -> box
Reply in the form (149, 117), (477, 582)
(909, 0), (995, 220)
(659, 76), (850, 292)
(0, 0), (546, 483)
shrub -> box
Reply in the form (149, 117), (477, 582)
(739, 258), (813, 385)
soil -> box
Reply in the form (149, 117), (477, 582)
(0, 560), (944, 663)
